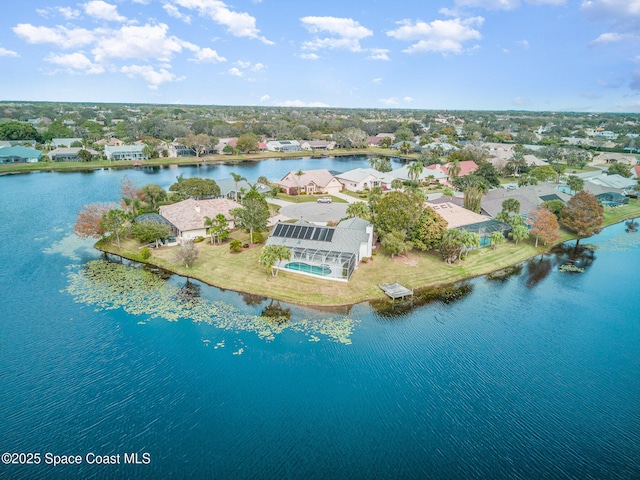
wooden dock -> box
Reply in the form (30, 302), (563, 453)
(379, 282), (414, 300)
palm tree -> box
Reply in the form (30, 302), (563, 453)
(259, 244), (291, 277)
(294, 169), (304, 199)
(407, 161), (424, 183)
(230, 172), (246, 202)
(448, 159), (461, 183)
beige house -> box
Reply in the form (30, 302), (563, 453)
(158, 198), (242, 240)
(277, 169), (343, 196)
(427, 202), (489, 229)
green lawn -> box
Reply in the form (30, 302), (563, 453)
(100, 230), (559, 307)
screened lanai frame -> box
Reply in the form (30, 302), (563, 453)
(283, 246), (357, 280)
(457, 220), (512, 247)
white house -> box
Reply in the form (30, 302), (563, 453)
(335, 168), (395, 192)
(266, 217), (374, 281)
(266, 140), (302, 153)
(104, 144), (148, 161)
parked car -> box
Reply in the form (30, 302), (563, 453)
(317, 196), (332, 203)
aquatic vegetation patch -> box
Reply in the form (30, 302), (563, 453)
(65, 260), (356, 344)
(597, 232), (640, 252)
(559, 263), (585, 273)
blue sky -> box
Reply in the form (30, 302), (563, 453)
(0, 0), (639, 112)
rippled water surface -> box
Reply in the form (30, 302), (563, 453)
(1, 160), (639, 479)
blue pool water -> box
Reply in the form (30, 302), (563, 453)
(284, 261), (332, 276)
(0, 159), (639, 479)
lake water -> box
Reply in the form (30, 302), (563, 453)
(1, 157), (639, 479)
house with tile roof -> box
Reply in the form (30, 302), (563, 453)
(335, 167), (395, 192)
(266, 217), (374, 281)
(391, 163), (449, 183)
(447, 160), (478, 177)
(481, 185), (571, 218)
(277, 169), (343, 196)
(158, 198), (242, 240)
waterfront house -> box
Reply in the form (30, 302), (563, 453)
(266, 217), (374, 281)
(0, 145), (41, 164)
(49, 147), (100, 162)
(277, 169), (343, 196)
(335, 167), (395, 192)
(427, 201), (511, 247)
(266, 140), (302, 153)
(481, 185), (571, 218)
(300, 140), (336, 151)
(158, 198), (241, 241)
(104, 144), (148, 161)
(216, 178), (271, 200)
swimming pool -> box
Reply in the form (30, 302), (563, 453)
(284, 262), (332, 276)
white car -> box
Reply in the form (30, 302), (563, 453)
(317, 196), (332, 204)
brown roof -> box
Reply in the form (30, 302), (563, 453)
(427, 202), (489, 229)
(278, 169), (337, 189)
(159, 198), (242, 232)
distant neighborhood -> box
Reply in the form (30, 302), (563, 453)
(4, 102), (640, 287)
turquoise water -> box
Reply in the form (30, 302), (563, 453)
(0, 159), (639, 479)
(284, 262), (332, 276)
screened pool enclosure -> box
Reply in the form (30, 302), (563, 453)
(283, 247), (357, 280)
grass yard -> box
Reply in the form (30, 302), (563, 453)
(96, 198), (640, 307)
(101, 231), (554, 306)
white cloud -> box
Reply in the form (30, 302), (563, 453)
(259, 94), (270, 102)
(120, 64), (184, 89)
(387, 17), (483, 55)
(163, 4), (192, 23)
(0, 47), (19, 57)
(300, 16), (373, 52)
(83, 1), (127, 22)
(403, 96), (414, 103)
(58, 6), (82, 19)
(518, 39), (529, 48)
(169, 0), (273, 44)
(190, 47), (226, 63)
(589, 32), (630, 45)
(13, 24), (95, 49)
(368, 48), (390, 61)
(299, 53), (319, 60)
(372, 77), (383, 85)
(379, 97), (400, 106)
(227, 61), (264, 75)
(38, 6), (81, 19)
(45, 52), (105, 74)
(277, 99), (330, 107)
(92, 24), (189, 63)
